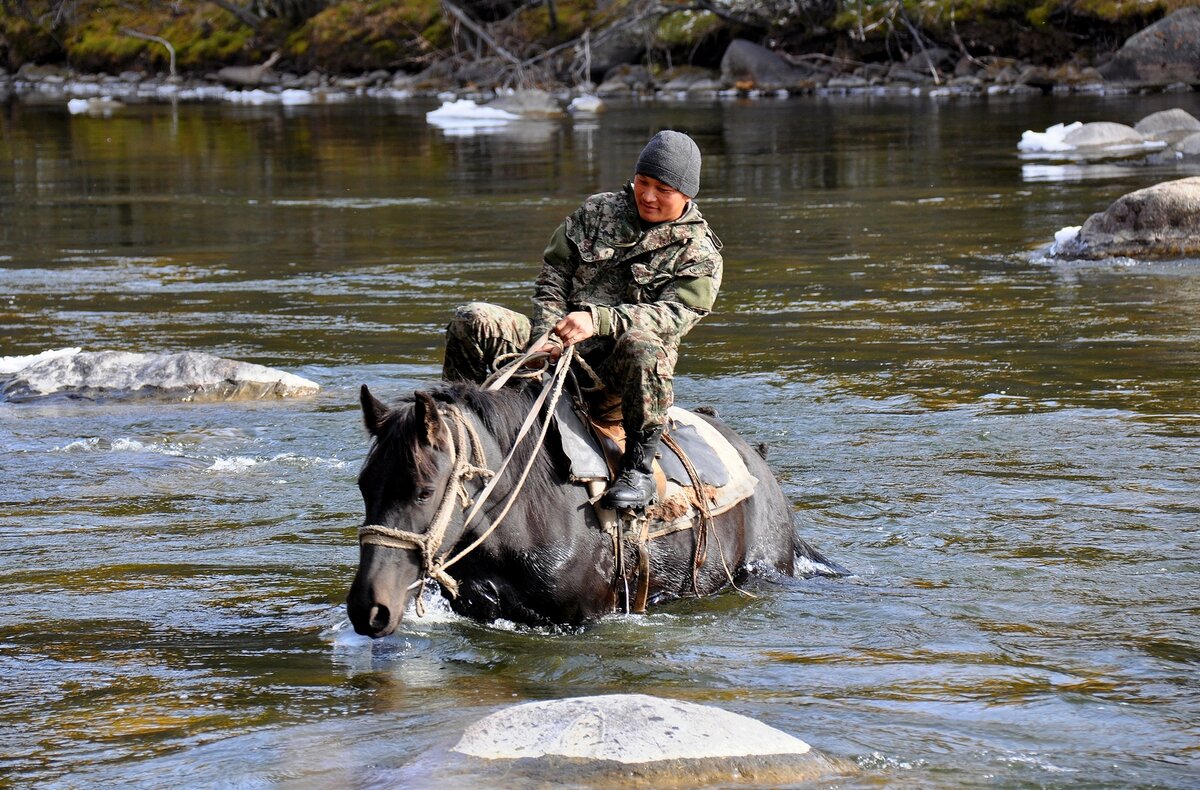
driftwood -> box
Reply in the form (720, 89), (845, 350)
(215, 51), (281, 87)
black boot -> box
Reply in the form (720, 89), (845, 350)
(602, 425), (665, 510)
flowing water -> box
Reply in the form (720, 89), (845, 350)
(2, 92), (1199, 788)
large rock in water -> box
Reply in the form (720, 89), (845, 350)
(1099, 7), (1200, 88)
(0, 350), (319, 402)
(1134, 108), (1200, 142)
(451, 694), (845, 784)
(1061, 121), (1150, 150)
(1052, 177), (1200, 260)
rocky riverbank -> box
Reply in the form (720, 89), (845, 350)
(2, 3), (1197, 109)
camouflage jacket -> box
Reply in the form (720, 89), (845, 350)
(531, 185), (723, 345)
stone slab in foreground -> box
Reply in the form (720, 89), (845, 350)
(451, 694), (845, 785)
(0, 349), (319, 402)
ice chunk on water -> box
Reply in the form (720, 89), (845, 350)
(1054, 226), (1081, 247)
(1018, 121), (1083, 152)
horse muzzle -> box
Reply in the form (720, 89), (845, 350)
(346, 545), (419, 638)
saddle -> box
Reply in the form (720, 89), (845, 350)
(552, 392), (759, 533)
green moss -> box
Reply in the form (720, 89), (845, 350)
(654, 10), (721, 48)
(60, 2), (256, 72)
(511, 0), (594, 44)
(296, 0), (444, 70)
(830, 0), (1171, 35)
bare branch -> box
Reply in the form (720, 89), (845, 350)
(123, 27), (176, 77)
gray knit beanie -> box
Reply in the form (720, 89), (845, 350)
(635, 130), (701, 197)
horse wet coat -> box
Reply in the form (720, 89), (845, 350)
(346, 381), (836, 635)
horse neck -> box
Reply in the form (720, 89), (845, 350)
(452, 392), (574, 547)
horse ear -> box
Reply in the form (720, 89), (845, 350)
(360, 385), (388, 437)
(413, 390), (444, 446)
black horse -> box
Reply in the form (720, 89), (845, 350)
(347, 381), (836, 637)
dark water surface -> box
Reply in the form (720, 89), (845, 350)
(2, 93), (1199, 788)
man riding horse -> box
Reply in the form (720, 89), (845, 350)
(442, 130), (723, 510)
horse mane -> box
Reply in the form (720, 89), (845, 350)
(365, 380), (559, 497)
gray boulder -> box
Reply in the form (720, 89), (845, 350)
(1100, 7), (1200, 87)
(1061, 121), (1147, 149)
(1135, 108), (1200, 135)
(452, 694), (845, 784)
(720, 39), (813, 91)
(487, 88), (563, 117)
(587, 18), (655, 82)
(904, 47), (954, 74)
(1053, 176), (1200, 260)
(659, 66), (718, 92)
(1177, 131), (1200, 156)
(596, 64), (652, 96)
(0, 350), (319, 402)
(1134, 108), (1200, 145)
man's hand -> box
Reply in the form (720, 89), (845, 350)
(533, 343), (562, 364)
(553, 310), (595, 347)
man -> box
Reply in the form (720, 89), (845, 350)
(443, 130), (723, 509)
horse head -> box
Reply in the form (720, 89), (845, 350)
(346, 385), (469, 637)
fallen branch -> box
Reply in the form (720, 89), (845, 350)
(785, 52), (868, 69)
(898, 5), (940, 84)
(688, 0), (764, 28)
(950, 10), (985, 69)
(441, 0), (522, 67)
(209, 0), (261, 30)
(122, 28), (176, 77)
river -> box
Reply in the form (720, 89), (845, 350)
(1, 92), (1198, 788)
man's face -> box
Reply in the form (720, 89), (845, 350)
(633, 174), (690, 224)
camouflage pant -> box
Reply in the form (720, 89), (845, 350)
(442, 302), (678, 431)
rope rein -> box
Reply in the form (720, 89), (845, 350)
(358, 338), (575, 616)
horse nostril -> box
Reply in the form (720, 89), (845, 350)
(367, 604), (390, 632)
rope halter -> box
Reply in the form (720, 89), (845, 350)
(358, 404), (492, 608)
(355, 337), (575, 618)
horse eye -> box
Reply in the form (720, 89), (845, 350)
(416, 486), (435, 503)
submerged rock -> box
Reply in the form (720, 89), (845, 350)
(0, 350), (319, 402)
(451, 694), (845, 785)
(1050, 177), (1200, 260)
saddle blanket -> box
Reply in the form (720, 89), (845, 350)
(553, 398), (759, 530)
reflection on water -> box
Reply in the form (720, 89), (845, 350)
(1, 94), (1199, 788)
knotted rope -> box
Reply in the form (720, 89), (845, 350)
(359, 405), (493, 611)
(358, 338), (575, 616)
